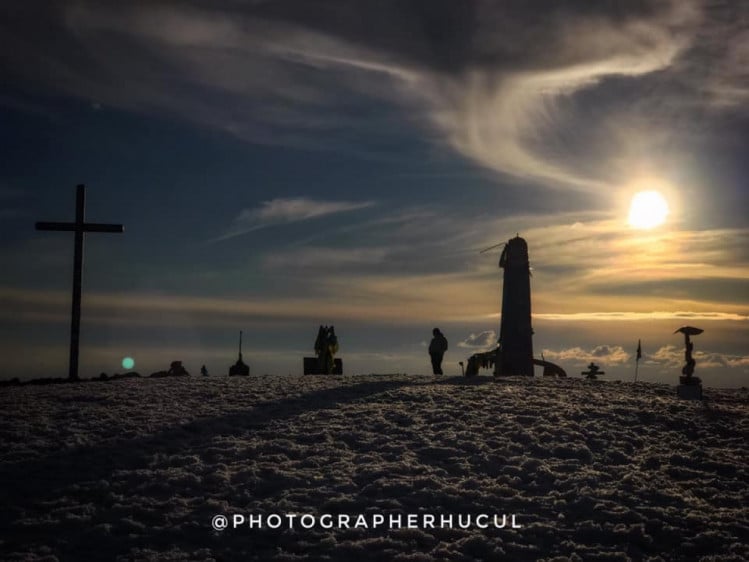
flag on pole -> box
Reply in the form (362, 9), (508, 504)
(636, 339), (642, 361)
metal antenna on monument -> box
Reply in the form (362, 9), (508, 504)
(480, 233), (522, 254)
(238, 330), (243, 360)
(479, 236), (532, 274)
(479, 241), (505, 254)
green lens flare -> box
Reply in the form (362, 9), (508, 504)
(122, 357), (135, 370)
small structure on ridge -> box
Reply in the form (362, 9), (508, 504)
(305, 325), (342, 374)
(229, 331), (250, 376)
(581, 362), (605, 380)
(675, 326), (703, 400)
(149, 361), (189, 378)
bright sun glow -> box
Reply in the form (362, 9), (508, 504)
(628, 191), (669, 229)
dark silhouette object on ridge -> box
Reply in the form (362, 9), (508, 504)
(675, 326), (703, 385)
(581, 362), (605, 380)
(496, 235), (534, 376)
(109, 372), (141, 380)
(465, 235), (565, 377)
(35, 184), (124, 380)
(674, 326), (703, 400)
(429, 328), (448, 375)
(150, 361), (189, 378)
(229, 331), (250, 376)
(305, 325), (342, 374)
(536, 357), (568, 377)
(200, 365), (209, 377)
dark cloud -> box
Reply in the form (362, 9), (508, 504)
(242, 0), (684, 73)
(2, 0), (745, 191)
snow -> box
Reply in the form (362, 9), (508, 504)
(1, 375), (747, 561)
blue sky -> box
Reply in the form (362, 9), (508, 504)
(1, 1), (747, 385)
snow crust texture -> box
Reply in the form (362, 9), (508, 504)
(1, 375), (747, 561)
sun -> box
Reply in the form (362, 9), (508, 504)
(628, 191), (669, 229)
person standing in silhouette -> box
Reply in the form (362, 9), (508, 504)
(429, 328), (448, 375)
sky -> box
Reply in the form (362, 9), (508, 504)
(1, 0), (747, 386)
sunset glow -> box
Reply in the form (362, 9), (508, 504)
(628, 191), (669, 229)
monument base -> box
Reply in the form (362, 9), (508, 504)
(304, 357), (343, 375)
(229, 360), (250, 376)
(677, 383), (702, 400)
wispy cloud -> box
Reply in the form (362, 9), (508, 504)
(417, 20), (691, 191)
(5, 0), (743, 193)
(264, 246), (388, 270)
(680, 4), (749, 109)
(214, 197), (375, 242)
(196, 201), (749, 320)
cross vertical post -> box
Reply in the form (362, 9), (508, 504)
(36, 184), (124, 380)
(70, 184), (85, 380)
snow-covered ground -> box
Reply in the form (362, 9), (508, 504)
(1, 375), (747, 561)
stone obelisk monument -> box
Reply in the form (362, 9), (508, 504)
(496, 235), (534, 376)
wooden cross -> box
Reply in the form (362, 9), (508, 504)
(36, 184), (124, 380)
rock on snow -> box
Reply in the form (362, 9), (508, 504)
(0, 375), (747, 561)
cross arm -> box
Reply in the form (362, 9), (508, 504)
(36, 222), (124, 233)
(82, 223), (124, 233)
(36, 222), (76, 231)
